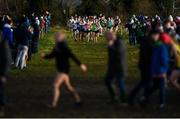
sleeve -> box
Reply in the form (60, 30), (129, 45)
(160, 45), (169, 72)
(44, 48), (56, 59)
(119, 41), (128, 77)
(66, 45), (81, 66)
(8, 29), (14, 49)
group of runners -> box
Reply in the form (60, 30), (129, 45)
(68, 14), (121, 42)
(0, 12), (180, 115)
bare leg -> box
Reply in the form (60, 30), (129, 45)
(87, 33), (90, 42)
(170, 70), (180, 91)
(93, 32), (96, 42)
(95, 33), (98, 43)
(64, 75), (81, 103)
(51, 73), (65, 107)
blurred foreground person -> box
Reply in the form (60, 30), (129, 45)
(41, 31), (87, 108)
(170, 40), (180, 91)
(0, 16), (13, 114)
(104, 31), (127, 104)
(128, 29), (153, 106)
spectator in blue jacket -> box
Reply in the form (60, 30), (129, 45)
(141, 29), (169, 109)
(2, 16), (14, 49)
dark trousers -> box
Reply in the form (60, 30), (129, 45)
(31, 37), (39, 54)
(129, 33), (136, 45)
(105, 72), (126, 102)
(0, 78), (5, 107)
(28, 44), (32, 61)
(146, 77), (166, 105)
(128, 71), (151, 103)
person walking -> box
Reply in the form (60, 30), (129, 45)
(104, 31), (127, 104)
(41, 31), (87, 108)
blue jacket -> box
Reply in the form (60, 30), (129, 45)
(2, 24), (14, 48)
(151, 41), (169, 76)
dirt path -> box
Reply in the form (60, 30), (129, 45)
(4, 76), (180, 117)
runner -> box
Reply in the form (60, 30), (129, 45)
(114, 16), (121, 32)
(107, 17), (113, 31)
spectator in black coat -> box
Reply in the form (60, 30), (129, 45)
(104, 31), (127, 103)
(128, 31), (153, 106)
(31, 18), (40, 54)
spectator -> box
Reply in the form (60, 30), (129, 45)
(104, 31), (127, 104)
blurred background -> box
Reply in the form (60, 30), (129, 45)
(0, 0), (179, 25)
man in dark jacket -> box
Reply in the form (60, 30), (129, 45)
(104, 31), (127, 103)
(15, 19), (32, 70)
(128, 30), (153, 106)
(31, 18), (40, 54)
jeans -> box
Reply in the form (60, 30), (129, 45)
(105, 72), (126, 102)
(15, 45), (28, 70)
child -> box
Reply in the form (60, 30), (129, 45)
(41, 31), (87, 108)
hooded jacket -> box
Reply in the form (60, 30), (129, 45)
(2, 24), (13, 48)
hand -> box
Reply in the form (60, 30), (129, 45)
(155, 73), (166, 78)
(80, 64), (87, 72)
(41, 53), (46, 59)
(0, 77), (6, 83)
(160, 73), (166, 78)
(108, 40), (114, 46)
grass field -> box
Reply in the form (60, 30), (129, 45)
(6, 26), (180, 117)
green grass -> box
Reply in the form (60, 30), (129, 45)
(6, 27), (180, 117)
(10, 26), (139, 81)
